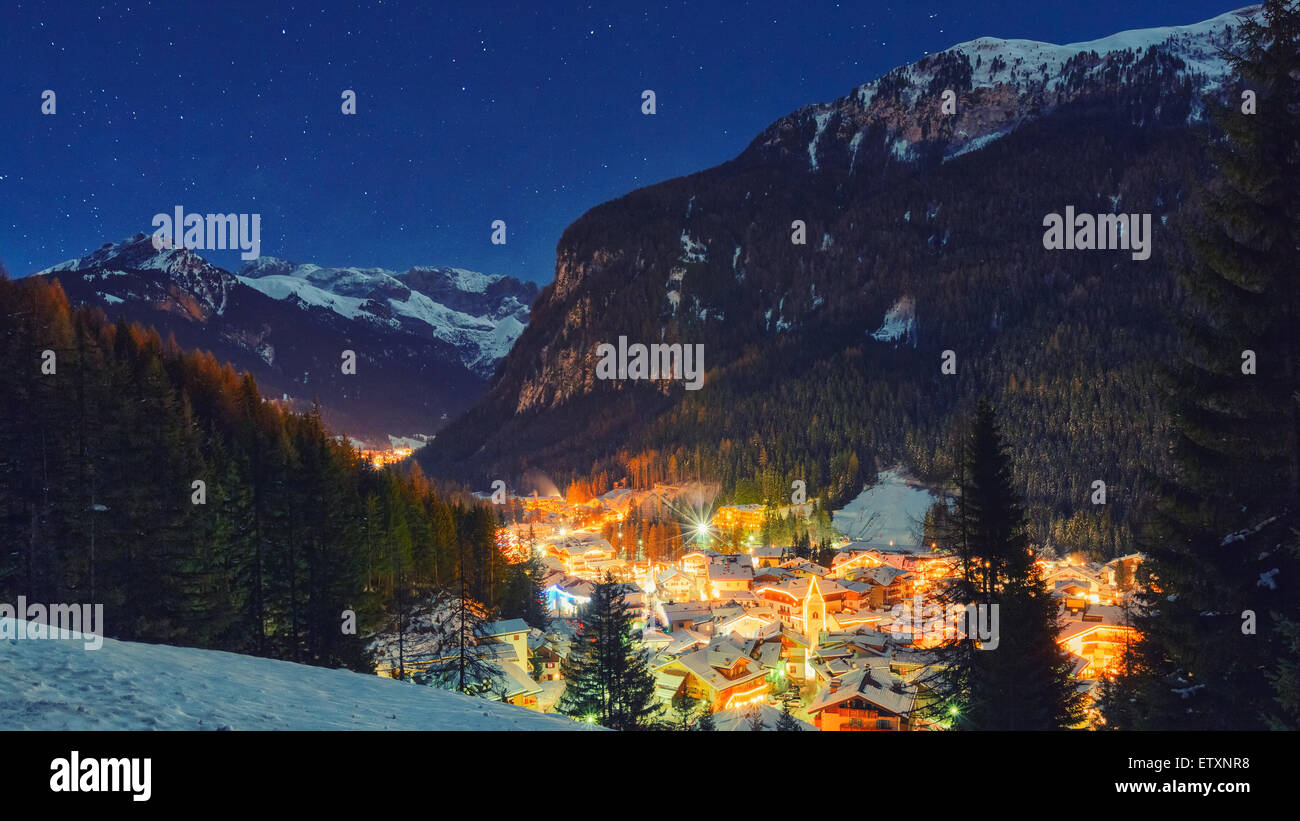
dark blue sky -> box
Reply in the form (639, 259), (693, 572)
(1, 0), (1243, 283)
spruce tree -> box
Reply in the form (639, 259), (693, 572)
(558, 574), (661, 730)
(670, 691), (701, 730)
(919, 401), (1084, 729)
(774, 702), (802, 731)
(421, 589), (498, 695)
(696, 704), (717, 731)
(1103, 0), (1300, 730)
(504, 552), (551, 631)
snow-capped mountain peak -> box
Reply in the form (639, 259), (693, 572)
(754, 5), (1258, 170)
(38, 232), (238, 317)
(238, 257), (538, 377)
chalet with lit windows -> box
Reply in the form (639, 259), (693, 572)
(707, 554), (754, 600)
(806, 665), (917, 731)
(528, 633), (564, 682)
(1103, 553), (1143, 590)
(715, 605), (780, 641)
(680, 550), (717, 579)
(545, 533), (615, 577)
(1057, 605), (1135, 680)
(1052, 579), (1099, 613)
(1042, 560), (1109, 595)
(653, 637), (769, 712)
(777, 626), (814, 679)
(655, 568), (697, 602)
(586, 558), (632, 581)
(830, 548), (884, 578)
(485, 659), (545, 711)
(849, 564), (915, 608)
(750, 546), (791, 568)
(662, 601), (716, 633)
(712, 504), (766, 530)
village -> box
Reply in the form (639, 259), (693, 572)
(376, 484), (1143, 731)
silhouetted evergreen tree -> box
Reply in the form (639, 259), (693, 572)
(919, 401), (1084, 729)
(696, 704), (716, 731)
(774, 703), (802, 731)
(558, 574), (661, 730)
(1104, 0), (1300, 730)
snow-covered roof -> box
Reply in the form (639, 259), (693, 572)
(712, 704), (818, 731)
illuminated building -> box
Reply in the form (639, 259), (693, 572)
(1056, 605), (1137, 680)
(706, 554), (754, 600)
(805, 665), (916, 731)
(653, 637), (769, 712)
(711, 504), (765, 531)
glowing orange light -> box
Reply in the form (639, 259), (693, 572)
(723, 682), (768, 710)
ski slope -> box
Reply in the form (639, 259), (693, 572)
(832, 469), (945, 549)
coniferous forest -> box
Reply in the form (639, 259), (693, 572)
(0, 274), (538, 671)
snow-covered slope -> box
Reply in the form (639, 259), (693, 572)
(870, 296), (918, 347)
(0, 618), (589, 731)
(239, 257), (536, 376)
(832, 469), (946, 549)
(755, 5), (1257, 168)
(713, 703), (819, 731)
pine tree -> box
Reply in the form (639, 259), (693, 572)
(420, 589), (498, 695)
(1269, 526), (1300, 728)
(919, 401), (1085, 729)
(794, 531), (811, 560)
(1103, 0), (1300, 730)
(815, 537), (836, 569)
(670, 691), (701, 730)
(696, 704), (717, 731)
(774, 702), (802, 731)
(558, 574), (662, 730)
(504, 552), (551, 631)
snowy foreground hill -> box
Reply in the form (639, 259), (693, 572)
(0, 619), (590, 731)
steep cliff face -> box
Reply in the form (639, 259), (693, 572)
(422, 9), (1254, 503)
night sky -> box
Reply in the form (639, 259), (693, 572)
(1, 0), (1242, 283)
